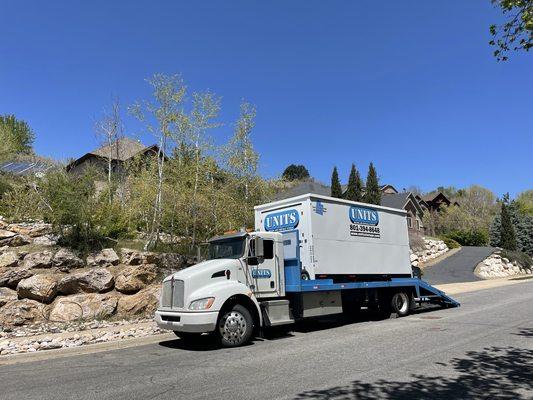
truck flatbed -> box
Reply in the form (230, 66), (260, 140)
(290, 277), (460, 308)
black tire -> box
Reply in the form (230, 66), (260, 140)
(217, 304), (254, 347)
(391, 291), (411, 317)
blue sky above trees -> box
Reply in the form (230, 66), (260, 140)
(0, 1), (531, 197)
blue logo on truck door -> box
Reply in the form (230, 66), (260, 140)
(264, 209), (299, 231)
(349, 206), (379, 225)
(251, 269), (272, 279)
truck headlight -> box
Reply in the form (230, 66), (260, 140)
(188, 297), (215, 310)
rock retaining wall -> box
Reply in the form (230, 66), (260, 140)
(409, 238), (449, 267)
(476, 251), (532, 279)
(0, 220), (193, 329)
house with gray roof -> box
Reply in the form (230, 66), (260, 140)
(380, 192), (425, 234)
(66, 137), (159, 175)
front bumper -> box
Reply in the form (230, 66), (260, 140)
(155, 310), (218, 333)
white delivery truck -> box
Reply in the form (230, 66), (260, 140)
(155, 194), (458, 347)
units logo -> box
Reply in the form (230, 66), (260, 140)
(349, 206), (379, 225)
(349, 206), (380, 238)
(264, 209), (299, 231)
(251, 269), (272, 279)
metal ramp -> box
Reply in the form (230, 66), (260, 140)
(415, 279), (460, 308)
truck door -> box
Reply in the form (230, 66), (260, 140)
(250, 238), (279, 297)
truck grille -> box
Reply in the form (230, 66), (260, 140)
(161, 279), (184, 309)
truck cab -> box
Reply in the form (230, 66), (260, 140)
(155, 231), (287, 347)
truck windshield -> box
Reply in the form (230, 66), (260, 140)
(207, 238), (245, 260)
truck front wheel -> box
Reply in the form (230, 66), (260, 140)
(391, 292), (410, 317)
(217, 304), (254, 347)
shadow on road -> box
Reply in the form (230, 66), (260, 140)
(293, 333), (533, 400)
(157, 306), (448, 351)
(514, 327), (533, 338)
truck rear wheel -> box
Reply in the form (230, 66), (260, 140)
(391, 291), (410, 317)
(217, 304), (254, 347)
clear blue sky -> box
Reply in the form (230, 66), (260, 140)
(1, 1), (531, 197)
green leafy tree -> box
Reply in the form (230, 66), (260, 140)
(330, 166), (342, 198)
(500, 195), (518, 251)
(0, 115), (35, 158)
(344, 163), (363, 202)
(363, 162), (381, 205)
(516, 189), (533, 215)
(130, 74), (187, 250)
(490, 0), (533, 61)
(226, 102), (261, 228)
(282, 164), (310, 181)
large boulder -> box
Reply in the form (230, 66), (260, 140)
(0, 299), (45, 326)
(47, 293), (118, 322)
(121, 248), (143, 265)
(4, 235), (31, 247)
(0, 230), (16, 241)
(0, 251), (19, 268)
(120, 248), (158, 266)
(115, 264), (159, 294)
(86, 248), (119, 267)
(0, 266), (34, 288)
(33, 234), (58, 246)
(17, 275), (58, 303)
(0, 287), (17, 307)
(0, 229), (30, 247)
(21, 250), (54, 269)
(57, 269), (114, 294)
(157, 253), (191, 271)
(117, 285), (160, 316)
(53, 248), (84, 271)
(7, 222), (52, 237)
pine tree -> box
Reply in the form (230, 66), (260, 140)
(364, 162), (381, 205)
(344, 163), (363, 202)
(330, 166), (342, 198)
(500, 196), (517, 251)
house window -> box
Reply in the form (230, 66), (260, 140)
(416, 219), (422, 230)
(407, 217), (413, 228)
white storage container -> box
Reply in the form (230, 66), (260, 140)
(254, 194), (412, 278)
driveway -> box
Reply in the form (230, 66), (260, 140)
(423, 246), (494, 285)
(0, 281), (531, 400)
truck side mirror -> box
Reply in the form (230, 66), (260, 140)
(252, 237), (264, 258)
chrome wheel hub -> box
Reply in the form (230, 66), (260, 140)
(394, 293), (409, 313)
(219, 311), (247, 344)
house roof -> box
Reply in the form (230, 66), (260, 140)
(380, 192), (411, 209)
(67, 137), (159, 170)
(273, 179), (330, 201)
(380, 184), (398, 193)
(90, 137), (153, 161)
(381, 192), (425, 216)
(414, 194), (430, 208)
(422, 192), (447, 202)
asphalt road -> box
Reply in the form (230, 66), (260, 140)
(1, 281), (532, 400)
(423, 246), (494, 285)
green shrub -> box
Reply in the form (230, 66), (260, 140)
(38, 169), (132, 251)
(500, 250), (532, 268)
(445, 229), (489, 246)
(440, 236), (461, 249)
